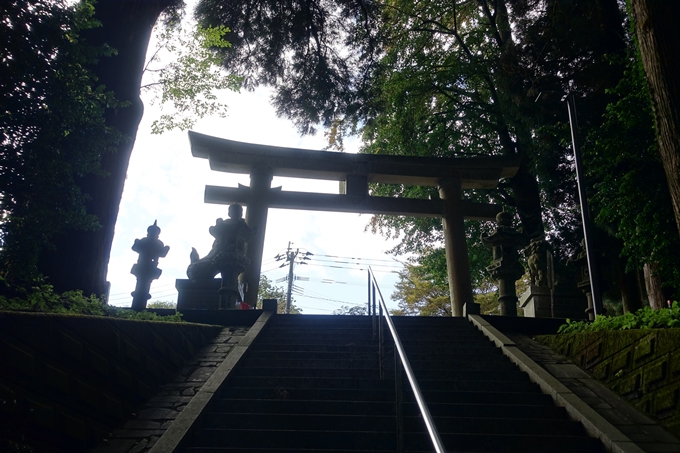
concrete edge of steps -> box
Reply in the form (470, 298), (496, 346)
(148, 310), (276, 453)
(467, 314), (644, 453)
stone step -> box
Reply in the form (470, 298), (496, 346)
(212, 400), (566, 418)
(201, 412), (588, 436)
(226, 376), (536, 392)
(246, 349), (506, 361)
(185, 428), (605, 452)
(219, 387), (553, 406)
(231, 366), (530, 381)
(238, 357), (519, 371)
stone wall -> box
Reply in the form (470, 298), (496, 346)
(91, 326), (250, 453)
(0, 311), (224, 452)
(535, 329), (680, 437)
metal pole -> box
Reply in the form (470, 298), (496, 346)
(367, 269), (372, 316)
(566, 92), (604, 317)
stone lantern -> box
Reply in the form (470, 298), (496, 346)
(481, 212), (527, 316)
(130, 221), (170, 311)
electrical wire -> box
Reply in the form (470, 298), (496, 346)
(303, 262), (400, 273)
(308, 257), (402, 268)
(312, 253), (400, 263)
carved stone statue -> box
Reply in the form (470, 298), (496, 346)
(130, 221), (170, 311)
(480, 212), (528, 316)
(187, 204), (256, 309)
(524, 237), (550, 287)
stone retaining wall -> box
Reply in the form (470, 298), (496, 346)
(535, 329), (680, 437)
(91, 326), (250, 453)
(0, 311), (224, 452)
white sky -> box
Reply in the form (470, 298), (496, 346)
(105, 10), (407, 314)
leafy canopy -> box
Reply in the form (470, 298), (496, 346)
(142, 22), (242, 134)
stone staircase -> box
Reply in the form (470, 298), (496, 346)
(178, 314), (606, 452)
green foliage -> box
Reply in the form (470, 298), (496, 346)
(143, 23), (242, 134)
(147, 300), (178, 309)
(0, 279), (183, 322)
(0, 281), (107, 315)
(391, 256), (511, 316)
(195, 0), (381, 135)
(107, 307), (184, 323)
(0, 0), (122, 284)
(392, 263), (452, 316)
(558, 302), (680, 333)
(333, 305), (368, 316)
(587, 48), (680, 293)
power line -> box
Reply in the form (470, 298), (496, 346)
(304, 262), (400, 273)
(313, 253), (400, 263)
(309, 257), (402, 268)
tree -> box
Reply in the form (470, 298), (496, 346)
(391, 264), (452, 317)
(257, 275), (301, 314)
(587, 46), (680, 304)
(391, 260), (513, 316)
(19, 0), (239, 297)
(147, 300), (177, 309)
(631, 0), (680, 238)
(0, 0), (120, 285)
(197, 0), (626, 263)
(333, 305), (368, 316)
(32, 0), (184, 296)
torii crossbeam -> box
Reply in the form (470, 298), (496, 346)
(189, 131), (520, 316)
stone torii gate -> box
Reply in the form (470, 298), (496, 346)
(189, 131), (519, 316)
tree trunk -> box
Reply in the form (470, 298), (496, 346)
(643, 261), (665, 310)
(509, 159), (545, 240)
(620, 267), (643, 314)
(631, 0), (680, 238)
(37, 0), (177, 296)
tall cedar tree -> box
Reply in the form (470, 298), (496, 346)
(631, 0), (680, 239)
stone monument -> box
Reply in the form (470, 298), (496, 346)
(569, 239), (596, 320)
(184, 204), (256, 309)
(481, 212), (527, 316)
(130, 221), (170, 311)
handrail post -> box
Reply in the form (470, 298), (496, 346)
(378, 300), (384, 380)
(367, 269), (372, 317)
(372, 284), (377, 336)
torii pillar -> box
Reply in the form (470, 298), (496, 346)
(240, 168), (273, 307)
(439, 177), (474, 317)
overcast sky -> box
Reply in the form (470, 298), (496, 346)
(105, 13), (407, 313)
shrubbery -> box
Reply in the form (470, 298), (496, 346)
(0, 279), (183, 322)
(558, 302), (680, 333)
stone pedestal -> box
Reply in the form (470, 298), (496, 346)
(176, 279), (222, 310)
(520, 285), (588, 320)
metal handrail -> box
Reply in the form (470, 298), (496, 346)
(368, 267), (447, 453)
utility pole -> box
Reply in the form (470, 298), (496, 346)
(275, 243), (314, 314)
(285, 242), (298, 314)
